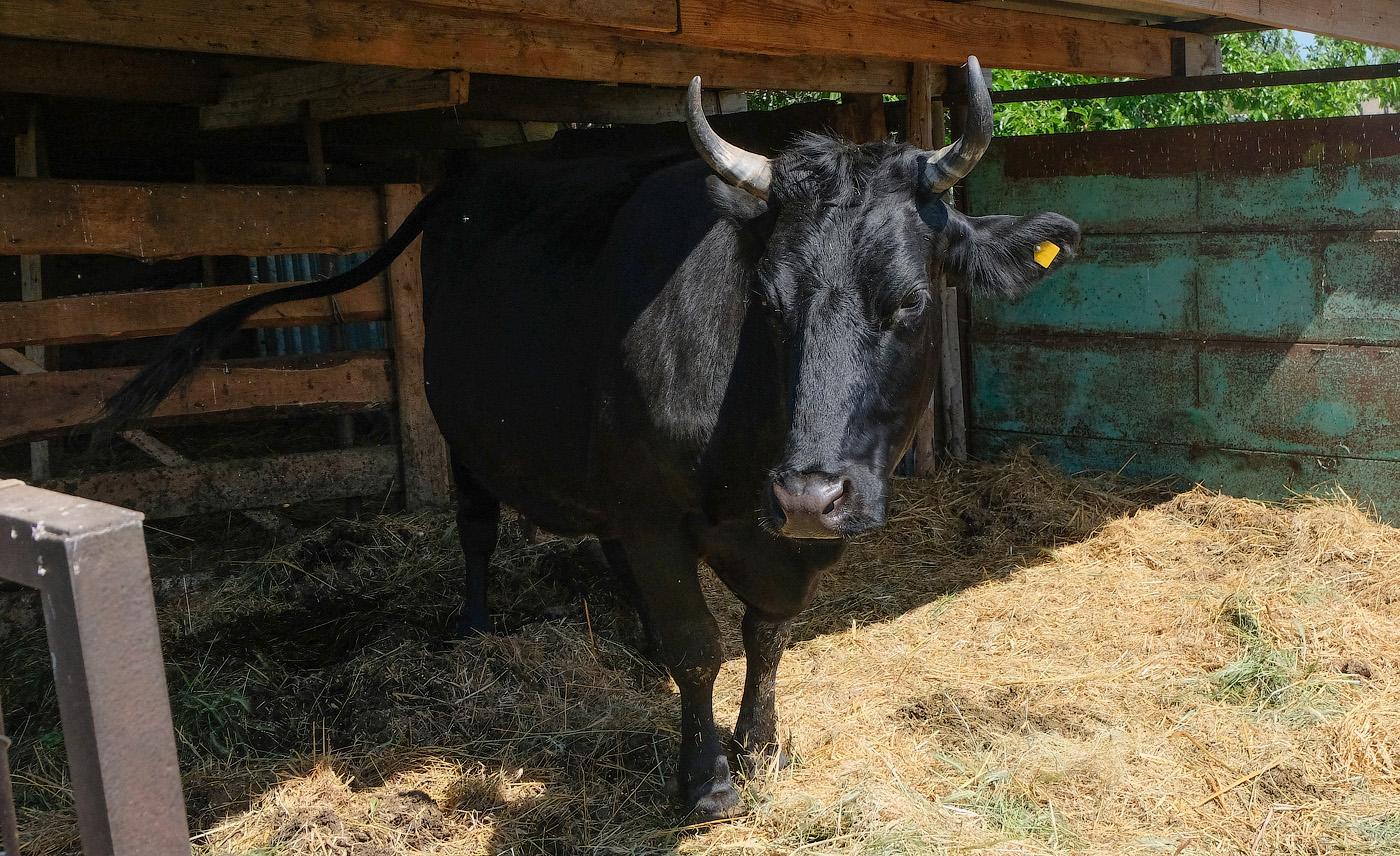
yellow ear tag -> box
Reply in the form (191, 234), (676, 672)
(1034, 241), (1061, 268)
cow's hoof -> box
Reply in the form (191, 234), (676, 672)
(685, 779), (744, 822)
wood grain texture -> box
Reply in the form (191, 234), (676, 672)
(0, 36), (224, 103)
(201, 65), (470, 130)
(412, 0), (676, 32)
(382, 184), (452, 510)
(42, 446), (400, 519)
(0, 0), (905, 92)
(1140, 0), (1400, 49)
(0, 277), (388, 349)
(0, 178), (382, 258)
(465, 76), (747, 124)
(0, 353), (394, 444)
(677, 0), (1220, 77)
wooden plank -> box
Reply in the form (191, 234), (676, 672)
(0, 1), (906, 92)
(41, 446), (400, 519)
(0, 277), (388, 349)
(1138, 1), (1400, 50)
(0, 352), (394, 444)
(0, 178), (382, 258)
(0, 343), (287, 529)
(201, 65), (470, 130)
(382, 185), (451, 510)
(413, 0), (677, 33)
(972, 431), (1400, 523)
(677, 0), (1220, 77)
(465, 75), (747, 125)
(0, 36), (224, 103)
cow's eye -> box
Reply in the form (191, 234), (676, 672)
(900, 289), (925, 312)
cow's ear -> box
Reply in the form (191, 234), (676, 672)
(944, 211), (1080, 299)
(707, 174), (768, 222)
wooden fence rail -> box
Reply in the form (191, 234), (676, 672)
(0, 178), (452, 516)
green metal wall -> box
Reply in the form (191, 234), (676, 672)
(966, 114), (1400, 520)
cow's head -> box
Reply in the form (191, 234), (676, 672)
(689, 58), (1080, 540)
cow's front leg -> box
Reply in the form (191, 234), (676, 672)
(618, 532), (741, 820)
(733, 607), (792, 774)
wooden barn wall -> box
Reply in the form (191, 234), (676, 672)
(964, 114), (1400, 520)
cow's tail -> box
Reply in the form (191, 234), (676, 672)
(96, 181), (454, 443)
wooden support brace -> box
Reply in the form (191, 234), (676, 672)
(201, 64), (471, 130)
(382, 185), (452, 510)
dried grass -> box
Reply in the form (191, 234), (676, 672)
(6, 449), (1399, 855)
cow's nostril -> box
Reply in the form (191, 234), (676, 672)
(822, 479), (852, 517)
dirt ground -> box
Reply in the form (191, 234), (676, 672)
(3, 450), (1397, 855)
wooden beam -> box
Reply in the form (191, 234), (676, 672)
(0, 178), (382, 259)
(201, 64), (470, 130)
(412, 0), (677, 33)
(0, 36), (224, 103)
(0, 353), (394, 445)
(382, 184), (452, 510)
(465, 76), (747, 125)
(676, 0), (1221, 78)
(0, 1), (907, 92)
(42, 446), (400, 519)
(981, 62), (1400, 104)
(0, 278), (387, 350)
(1139, 1), (1400, 50)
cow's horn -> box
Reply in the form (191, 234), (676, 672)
(687, 76), (772, 199)
(921, 56), (993, 194)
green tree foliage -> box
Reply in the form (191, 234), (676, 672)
(991, 32), (1400, 135)
(746, 33), (1399, 134)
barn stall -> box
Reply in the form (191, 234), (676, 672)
(0, 3), (1398, 855)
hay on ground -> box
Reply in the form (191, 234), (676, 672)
(3, 449), (1398, 855)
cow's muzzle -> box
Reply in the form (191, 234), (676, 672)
(768, 471), (855, 539)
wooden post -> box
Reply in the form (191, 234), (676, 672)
(940, 286), (968, 460)
(301, 107), (360, 484)
(15, 103), (49, 480)
(837, 92), (887, 142)
(907, 63), (944, 475)
(382, 184), (452, 509)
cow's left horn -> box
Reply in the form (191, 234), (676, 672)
(687, 76), (772, 199)
(920, 56), (993, 194)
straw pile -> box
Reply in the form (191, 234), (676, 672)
(4, 449), (1397, 855)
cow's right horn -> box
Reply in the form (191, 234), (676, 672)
(687, 76), (773, 199)
(920, 56), (993, 194)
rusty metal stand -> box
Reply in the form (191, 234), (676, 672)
(0, 480), (190, 856)
(0, 696), (20, 856)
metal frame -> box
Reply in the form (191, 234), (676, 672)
(0, 479), (189, 856)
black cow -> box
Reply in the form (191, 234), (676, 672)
(104, 58), (1079, 820)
